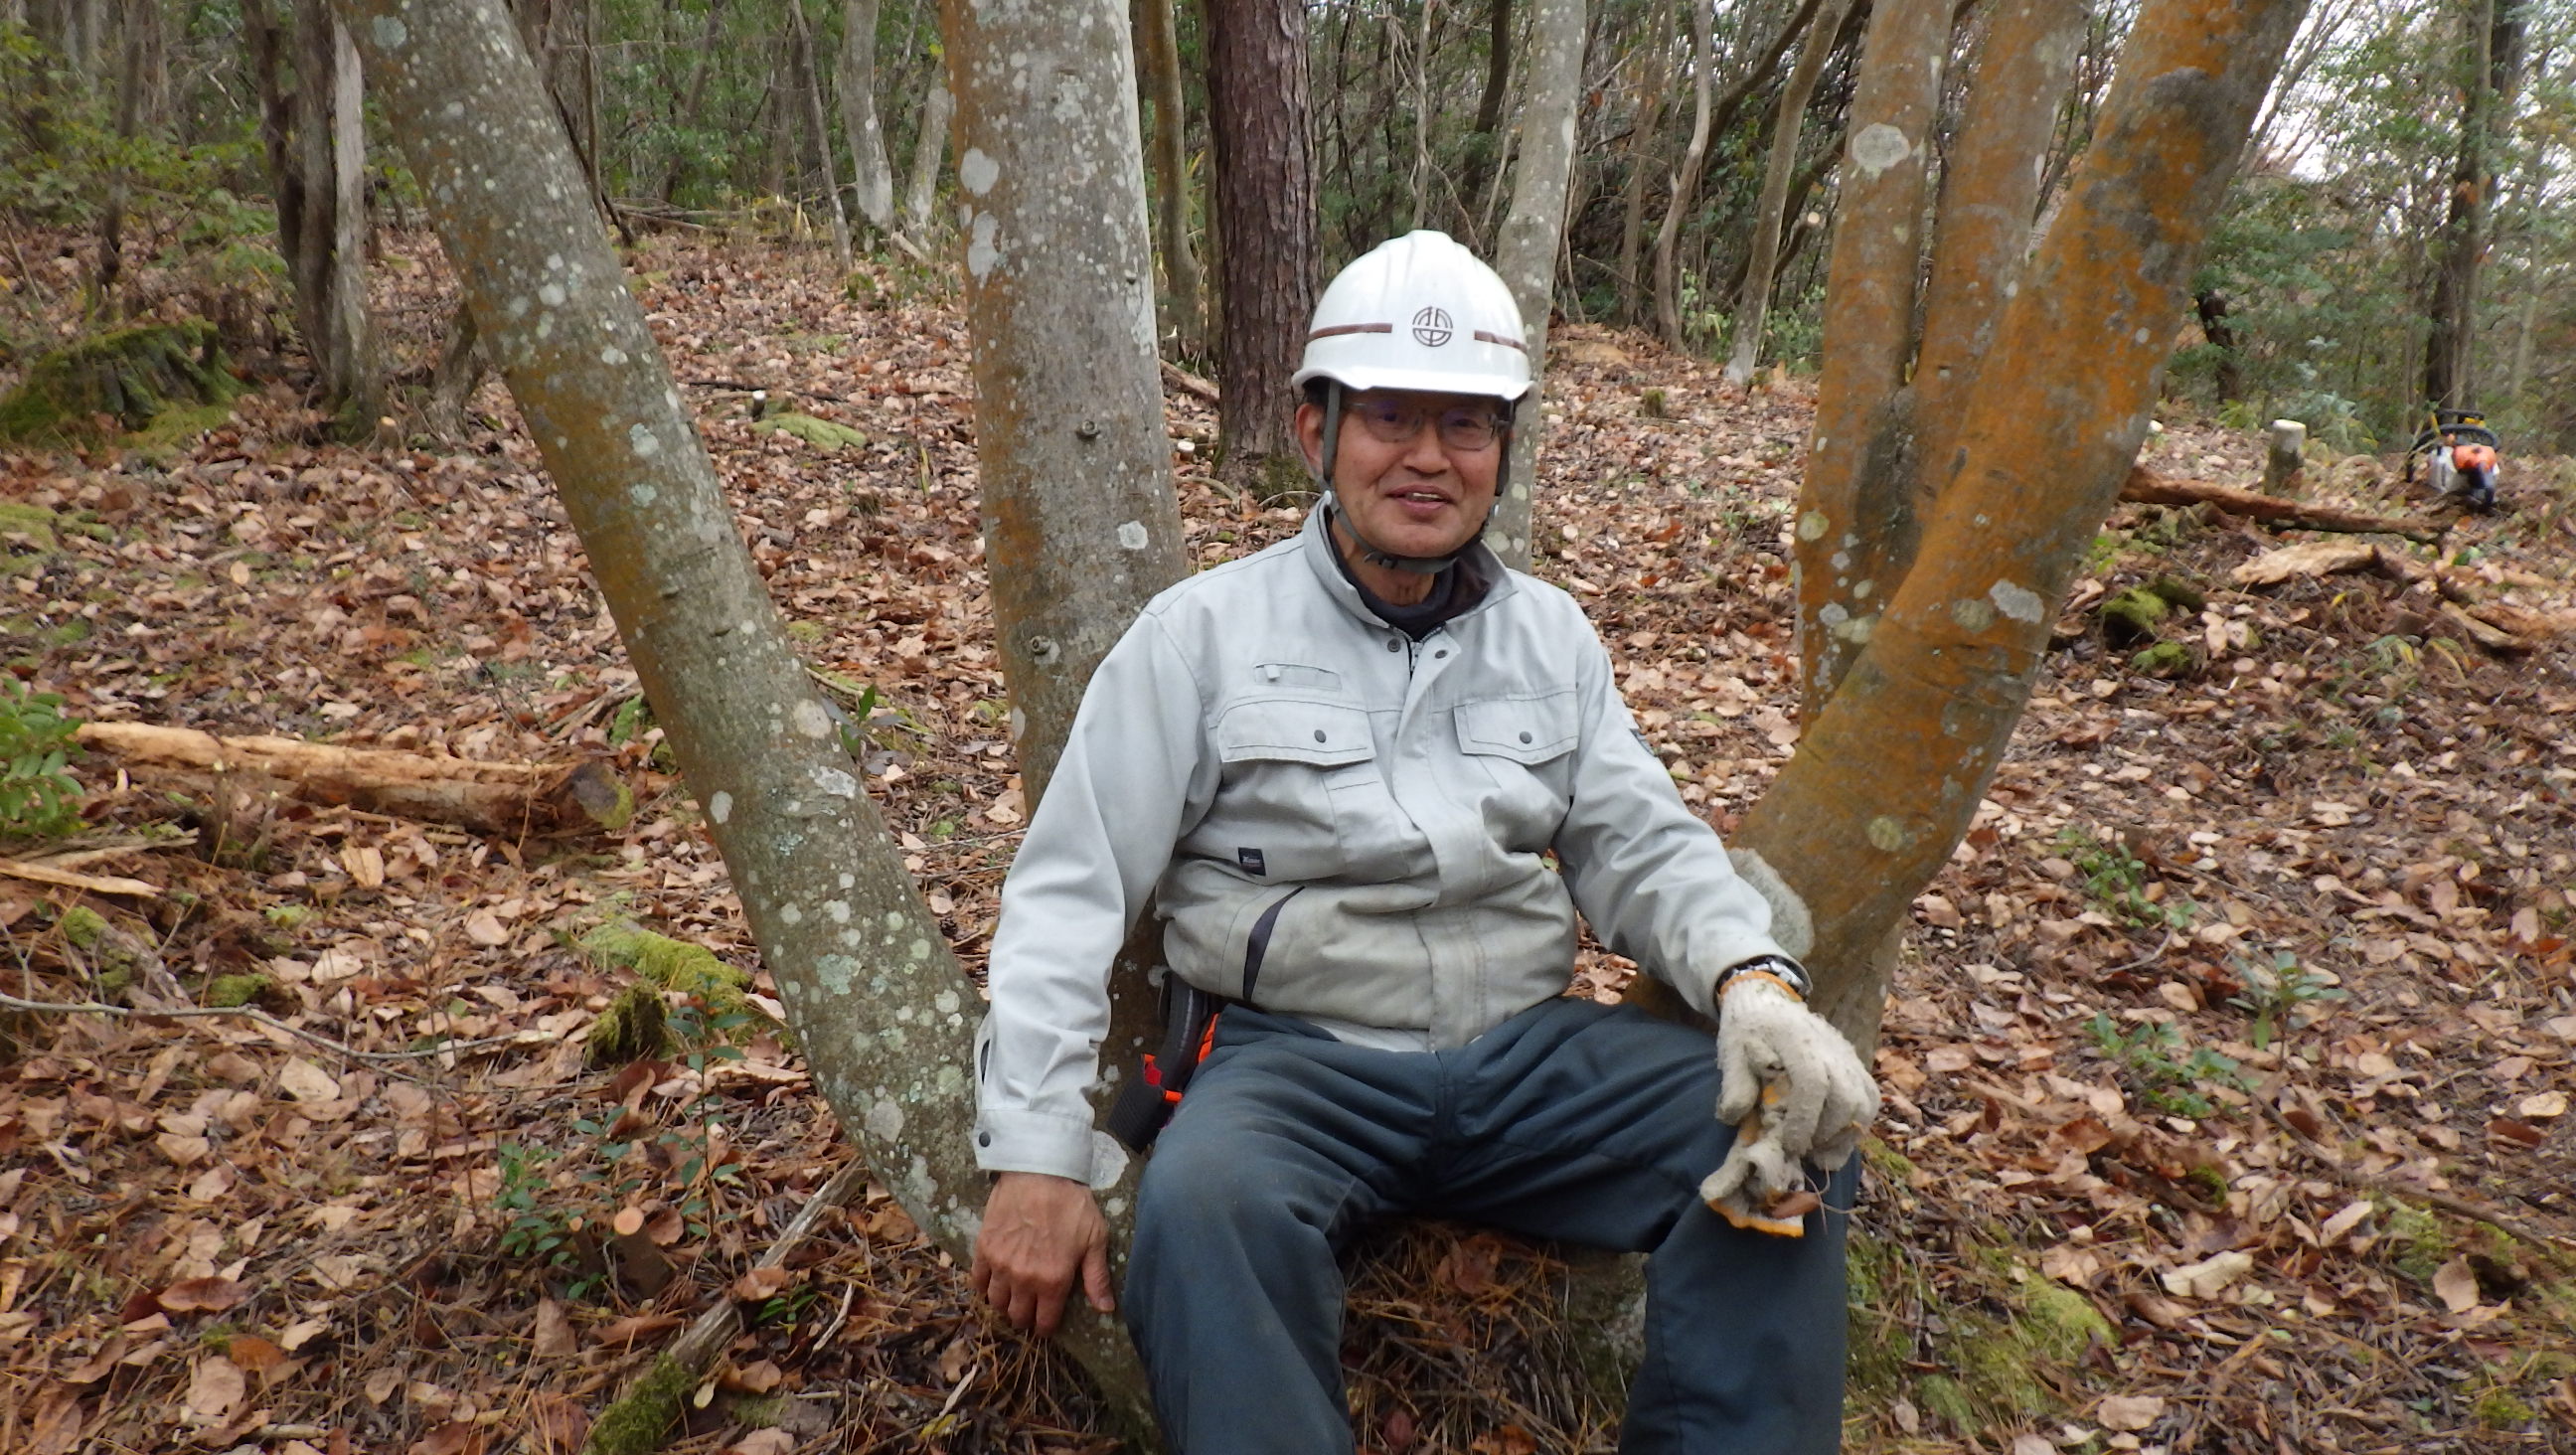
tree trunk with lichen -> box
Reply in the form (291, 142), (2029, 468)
(1486, 0), (1587, 571)
(1649, 0), (1712, 349)
(836, 0), (896, 235)
(329, 4), (1008, 1448)
(1722, 0), (1854, 387)
(1726, 0), (2312, 1051)
(245, 0), (380, 428)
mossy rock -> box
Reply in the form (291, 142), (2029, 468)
(580, 921), (756, 1013)
(205, 974), (275, 1009)
(2132, 641), (2198, 678)
(0, 320), (242, 447)
(59, 904), (109, 948)
(2099, 586), (2172, 644)
(2381, 1198), (2450, 1283)
(2145, 574), (2207, 612)
(758, 411), (869, 450)
(586, 981), (671, 1067)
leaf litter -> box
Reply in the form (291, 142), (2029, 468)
(1, 230), (2572, 1454)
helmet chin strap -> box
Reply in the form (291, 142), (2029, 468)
(1316, 382), (1513, 577)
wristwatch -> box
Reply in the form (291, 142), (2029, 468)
(1715, 954), (1812, 1001)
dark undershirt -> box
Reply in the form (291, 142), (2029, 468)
(1327, 506), (1492, 640)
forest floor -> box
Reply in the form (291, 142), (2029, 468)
(3, 231), (2575, 1455)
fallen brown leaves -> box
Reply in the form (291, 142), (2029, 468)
(4, 233), (2572, 1454)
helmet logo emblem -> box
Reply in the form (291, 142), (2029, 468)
(1410, 306), (1454, 347)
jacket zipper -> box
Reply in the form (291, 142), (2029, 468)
(1239, 886), (1306, 1006)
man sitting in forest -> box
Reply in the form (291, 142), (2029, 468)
(966, 230), (1877, 1454)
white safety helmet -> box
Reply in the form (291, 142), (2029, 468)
(1295, 231), (1532, 402)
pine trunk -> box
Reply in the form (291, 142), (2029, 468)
(1203, 0), (1317, 499)
(1489, 0), (1588, 571)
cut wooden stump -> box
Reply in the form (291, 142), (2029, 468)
(76, 723), (631, 837)
(2121, 466), (2446, 543)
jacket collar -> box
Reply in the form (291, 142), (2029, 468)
(1297, 501), (1517, 633)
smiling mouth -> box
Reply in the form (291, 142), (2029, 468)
(1392, 490), (1452, 506)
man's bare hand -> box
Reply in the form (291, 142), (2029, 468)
(972, 1171), (1114, 1336)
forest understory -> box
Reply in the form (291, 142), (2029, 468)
(4, 234), (2574, 1455)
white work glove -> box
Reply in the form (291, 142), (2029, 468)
(1700, 973), (1878, 1231)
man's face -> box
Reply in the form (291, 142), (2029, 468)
(1297, 390), (1508, 562)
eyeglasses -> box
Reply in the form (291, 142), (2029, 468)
(1345, 394), (1511, 451)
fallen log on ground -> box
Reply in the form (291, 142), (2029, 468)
(2229, 541), (2576, 652)
(76, 723), (632, 837)
(2121, 466), (2448, 543)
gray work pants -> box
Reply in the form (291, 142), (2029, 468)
(1126, 997), (1854, 1454)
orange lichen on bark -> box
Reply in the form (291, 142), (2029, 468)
(1744, 0), (2312, 1043)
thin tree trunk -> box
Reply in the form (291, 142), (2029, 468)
(1204, 0), (1317, 497)
(334, 0), (1039, 1431)
(1721, 0), (1853, 385)
(1408, 0), (1433, 233)
(1907, 0), (2085, 490)
(91, 0), (148, 316)
(1136, 0), (1203, 353)
(1651, 0), (1713, 348)
(1489, 0), (1587, 571)
(935, 0), (1187, 1422)
(2422, 0), (2524, 409)
(426, 298), (486, 438)
(661, 0), (729, 205)
(1743, 0), (2308, 1048)
(1791, 0), (1947, 712)
(901, 78), (951, 233)
(1476, 0), (1514, 133)
(786, 0), (855, 267)
(1614, 43), (1668, 327)
(835, 0), (895, 232)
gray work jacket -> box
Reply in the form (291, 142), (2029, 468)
(972, 506), (1792, 1183)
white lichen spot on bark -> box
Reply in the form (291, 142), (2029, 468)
(599, 346), (627, 366)
(1007, 705), (1027, 741)
(1798, 510), (1831, 543)
(865, 1097), (905, 1142)
(1831, 614), (1874, 644)
(809, 763), (858, 798)
(1866, 815), (1909, 853)
(934, 989), (961, 1016)
(817, 953), (858, 994)
(959, 147), (1000, 196)
(1849, 122), (1911, 177)
(371, 15), (406, 48)
(824, 900), (851, 923)
(627, 422), (660, 457)
(779, 903), (804, 926)
(1117, 521), (1149, 551)
(628, 482), (657, 507)
(708, 789), (731, 824)
(909, 937), (931, 960)
(1853, 579), (1874, 599)
(792, 699), (836, 739)
(967, 212), (1001, 280)
(1951, 597), (1996, 631)
(1819, 602), (1850, 628)
(1989, 579), (2045, 623)
(538, 282), (565, 306)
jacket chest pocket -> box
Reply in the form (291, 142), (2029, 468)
(1195, 698), (1380, 882)
(1453, 691), (1579, 848)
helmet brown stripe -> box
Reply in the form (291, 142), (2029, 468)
(1473, 330), (1526, 352)
(1308, 322), (1394, 340)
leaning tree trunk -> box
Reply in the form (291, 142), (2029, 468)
(1136, 0), (1204, 355)
(1733, 0), (2310, 1048)
(330, 0), (1005, 1428)
(1721, 0), (1854, 386)
(900, 78), (951, 234)
(835, 0), (896, 234)
(1204, 0), (1317, 500)
(1650, 0), (1713, 349)
(1487, 0), (1588, 572)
